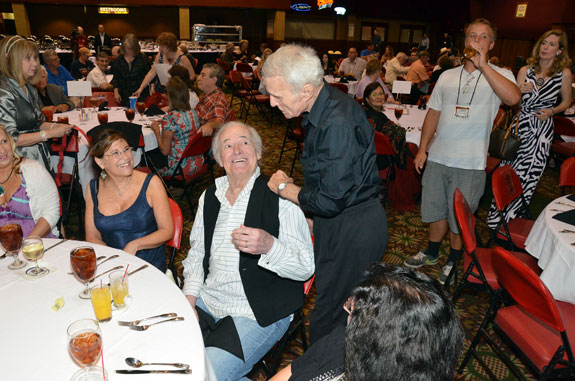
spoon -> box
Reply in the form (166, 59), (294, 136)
(125, 357), (189, 369)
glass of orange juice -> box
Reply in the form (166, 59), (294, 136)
(90, 285), (112, 322)
(109, 270), (129, 309)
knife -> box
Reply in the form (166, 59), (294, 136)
(44, 239), (68, 253)
(116, 369), (192, 374)
(128, 264), (148, 277)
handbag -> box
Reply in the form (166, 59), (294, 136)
(488, 109), (520, 161)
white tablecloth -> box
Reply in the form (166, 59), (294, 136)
(323, 75), (358, 96)
(525, 195), (575, 303)
(50, 108), (159, 196)
(383, 105), (427, 147)
(0, 239), (214, 380)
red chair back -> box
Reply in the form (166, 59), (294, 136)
(217, 58), (231, 73)
(166, 198), (183, 250)
(236, 62), (253, 75)
(182, 133), (212, 159)
(374, 131), (394, 155)
(560, 157), (575, 187)
(303, 274), (315, 295)
(330, 82), (348, 94)
(553, 116), (575, 137)
(492, 246), (565, 332)
(491, 165), (523, 211)
(229, 70), (243, 84)
(229, 109), (236, 121)
(145, 93), (169, 109)
(453, 188), (478, 254)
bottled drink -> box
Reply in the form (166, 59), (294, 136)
(463, 46), (478, 59)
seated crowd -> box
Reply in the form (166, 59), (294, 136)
(1, 15), (573, 381)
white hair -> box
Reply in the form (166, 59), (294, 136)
(396, 52), (407, 60)
(262, 44), (323, 93)
(212, 121), (263, 166)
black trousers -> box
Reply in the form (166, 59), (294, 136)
(309, 198), (389, 344)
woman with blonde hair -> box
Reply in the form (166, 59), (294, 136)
(0, 36), (72, 170)
(255, 48), (272, 81)
(134, 32), (195, 98)
(487, 29), (573, 228)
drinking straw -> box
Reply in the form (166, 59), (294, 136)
(122, 264), (129, 284)
(101, 348), (106, 380)
(100, 279), (103, 289)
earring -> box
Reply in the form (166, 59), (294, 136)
(100, 169), (107, 181)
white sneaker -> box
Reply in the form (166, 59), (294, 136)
(438, 263), (454, 285)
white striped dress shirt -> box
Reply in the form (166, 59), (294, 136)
(182, 167), (314, 320)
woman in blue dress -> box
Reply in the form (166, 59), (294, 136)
(84, 129), (173, 271)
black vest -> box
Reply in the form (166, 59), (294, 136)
(203, 175), (305, 327)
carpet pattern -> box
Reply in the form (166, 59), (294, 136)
(65, 92), (563, 380)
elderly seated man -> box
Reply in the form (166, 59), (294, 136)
(182, 121), (314, 381)
(271, 263), (464, 381)
(36, 66), (75, 113)
(338, 47), (366, 80)
(87, 52), (113, 90)
(195, 63), (232, 136)
(220, 42), (235, 68)
(43, 49), (75, 96)
(384, 52), (410, 86)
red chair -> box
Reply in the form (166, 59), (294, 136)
(162, 133), (214, 209)
(235, 62), (254, 79)
(374, 131), (394, 205)
(216, 58), (231, 84)
(83, 92), (119, 108)
(485, 156), (501, 175)
(551, 116), (575, 159)
(166, 198), (184, 288)
(458, 246), (575, 380)
(240, 76), (272, 125)
(330, 82), (348, 94)
(144, 93), (168, 109)
(450, 188), (540, 301)
(278, 117), (305, 177)
(488, 165), (534, 250)
(229, 70), (251, 112)
(560, 157), (575, 194)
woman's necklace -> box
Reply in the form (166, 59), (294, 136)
(536, 77), (545, 86)
(112, 175), (132, 199)
(0, 167), (15, 199)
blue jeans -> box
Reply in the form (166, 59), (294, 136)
(196, 297), (291, 381)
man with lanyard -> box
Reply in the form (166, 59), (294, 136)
(264, 44), (388, 344)
(403, 19), (520, 283)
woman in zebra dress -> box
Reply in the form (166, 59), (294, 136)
(487, 30), (572, 228)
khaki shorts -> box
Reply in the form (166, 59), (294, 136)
(421, 161), (486, 234)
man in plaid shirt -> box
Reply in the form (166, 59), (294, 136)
(195, 63), (231, 136)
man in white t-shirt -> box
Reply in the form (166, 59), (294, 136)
(87, 52), (113, 91)
(403, 18), (521, 283)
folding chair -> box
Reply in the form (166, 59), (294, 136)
(255, 274), (316, 377)
(330, 82), (348, 94)
(166, 198), (184, 288)
(560, 156), (575, 195)
(278, 117), (305, 177)
(229, 70), (249, 113)
(488, 165), (534, 250)
(162, 133), (214, 209)
(374, 131), (394, 205)
(551, 116), (575, 160)
(450, 188), (540, 301)
(458, 246), (575, 380)
(241, 76), (272, 125)
(235, 62), (255, 86)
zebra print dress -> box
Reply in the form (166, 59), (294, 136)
(487, 67), (563, 228)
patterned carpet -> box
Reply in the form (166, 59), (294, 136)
(66, 92), (563, 380)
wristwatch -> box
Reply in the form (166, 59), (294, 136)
(278, 182), (288, 195)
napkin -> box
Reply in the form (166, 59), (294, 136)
(197, 307), (244, 361)
(552, 208), (575, 226)
(144, 104), (165, 116)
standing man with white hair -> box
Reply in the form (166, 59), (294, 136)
(263, 44), (388, 344)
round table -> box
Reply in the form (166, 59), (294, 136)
(0, 239), (213, 380)
(525, 195), (575, 303)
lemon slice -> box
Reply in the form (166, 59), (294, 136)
(52, 297), (65, 311)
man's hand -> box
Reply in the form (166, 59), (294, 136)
(268, 170), (292, 195)
(199, 125), (213, 137)
(114, 91), (121, 104)
(185, 295), (199, 321)
(42, 105), (57, 114)
(414, 150), (427, 174)
(468, 42), (488, 71)
(231, 224), (274, 254)
(55, 104), (69, 113)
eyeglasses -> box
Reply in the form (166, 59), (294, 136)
(104, 146), (133, 159)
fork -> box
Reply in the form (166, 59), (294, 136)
(130, 317), (184, 331)
(89, 265), (124, 281)
(560, 229), (575, 233)
(118, 312), (178, 327)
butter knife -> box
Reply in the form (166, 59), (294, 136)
(44, 239), (68, 253)
(116, 369), (192, 374)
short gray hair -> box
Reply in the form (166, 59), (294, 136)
(203, 63), (225, 88)
(262, 44), (323, 93)
(396, 52), (407, 60)
(42, 49), (57, 63)
(212, 121), (263, 166)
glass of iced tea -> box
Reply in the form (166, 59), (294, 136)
(67, 318), (107, 380)
(57, 116), (69, 124)
(136, 102), (146, 121)
(0, 223), (26, 269)
(41, 108), (54, 122)
(394, 105), (404, 126)
(70, 246), (97, 299)
(22, 236), (48, 277)
(97, 112), (108, 125)
(124, 108), (135, 122)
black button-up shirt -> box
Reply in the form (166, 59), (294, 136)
(297, 81), (381, 218)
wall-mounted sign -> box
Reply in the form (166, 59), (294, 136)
(291, 3), (312, 11)
(98, 7), (129, 15)
(515, 2), (527, 18)
(317, 0), (333, 10)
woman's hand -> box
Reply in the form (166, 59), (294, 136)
(55, 104), (69, 113)
(49, 124), (73, 138)
(150, 120), (160, 134)
(123, 241), (139, 255)
(114, 91), (122, 104)
(536, 108), (554, 121)
(519, 81), (534, 94)
(42, 105), (57, 114)
(132, 88), (142, 99)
